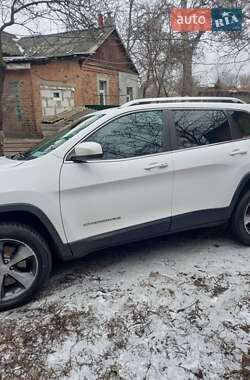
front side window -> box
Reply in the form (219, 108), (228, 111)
(230, 111), (250, 138)
(87, 111), (165, 159)
(173, 109), (231, 149)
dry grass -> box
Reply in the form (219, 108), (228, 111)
(0, 303), (95, 379)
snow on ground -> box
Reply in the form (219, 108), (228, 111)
(0, 228), (250, 380)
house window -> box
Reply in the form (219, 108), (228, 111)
(53, 91), (61, 99)
(99, 80), (107, 105)
(126, 87), (133, 102)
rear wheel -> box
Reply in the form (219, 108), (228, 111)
(0, 223), (52, 311)
(231, 190), (250, 245)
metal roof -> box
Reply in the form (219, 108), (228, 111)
(2, 28), (113, 58)
(17, 28), (113, 58)
(2, 27), (138, 75)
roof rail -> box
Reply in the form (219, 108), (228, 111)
(121, 96), (245, 107)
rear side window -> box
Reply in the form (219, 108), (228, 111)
(173, 110), (231, 149)
(230, 111), (250, 138)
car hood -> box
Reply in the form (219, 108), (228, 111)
(0, 156), (24, 169)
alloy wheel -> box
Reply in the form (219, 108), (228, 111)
(244, 202), (250, 235)
(0, 240), (38, 302)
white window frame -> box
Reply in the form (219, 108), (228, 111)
(126, 87), (134, 102)
(99, 80), (108, 105)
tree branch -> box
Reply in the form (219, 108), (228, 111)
(0, 0), (65, 32)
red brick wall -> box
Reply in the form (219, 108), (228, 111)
(79, 30), (136, 106)
(30, 59), (81, 128)
(3, 69), (37, 138)
(92, 31), (136, 74)
(30, 58), (120, 126)
(3, 32), (136, 137)
(80, 64), (119, 105)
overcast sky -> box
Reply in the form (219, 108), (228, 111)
(194, 48), (250, 85)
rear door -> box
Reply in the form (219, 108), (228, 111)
(170, 108), (250, 230)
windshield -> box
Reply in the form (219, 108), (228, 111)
(11, 113), (104, 160)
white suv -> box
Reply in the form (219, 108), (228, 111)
(1, 100), (250, 310)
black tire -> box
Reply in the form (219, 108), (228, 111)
(0, 223), (52, 311)
(231, 190), (250, 245)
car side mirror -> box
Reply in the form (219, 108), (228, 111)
(71, 142), (103, 163)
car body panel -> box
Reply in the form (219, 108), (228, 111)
(0, 155), (67, 244)
(0, 101), (250, 260)
(171, 139), (250, 216)
(60, 152), (174, 242)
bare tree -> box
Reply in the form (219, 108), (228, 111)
(118, 0), (183, 97)
(116, 0), (143, 55)
(117, 0), (209, 97)
(239, 73), (250, 89)
(55, 0), (118, 31)
(164, 0), (250, 96)
(214, 62), (246, 89)
(70, 0), (250, 97)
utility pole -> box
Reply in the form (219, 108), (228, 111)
(180, 0), (193, 96)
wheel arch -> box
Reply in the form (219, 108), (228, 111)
(229, 174), (250, 217)
(0, 204), (72, 261)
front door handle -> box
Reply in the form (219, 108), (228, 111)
(230, 149), (248, 156)
(144, 162), (168, 171)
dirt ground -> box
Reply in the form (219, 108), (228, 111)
(0, 228), (250, 380)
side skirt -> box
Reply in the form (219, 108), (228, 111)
(69, 207), (230, 258)
(70, 216), (171, 258)
(170, 207), (230, 233)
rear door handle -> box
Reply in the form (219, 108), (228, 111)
(230, 149), (248, 156)
(144, 162), (168, 171)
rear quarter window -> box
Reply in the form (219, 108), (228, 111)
(230, 111), (250, 138)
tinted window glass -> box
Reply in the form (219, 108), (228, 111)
(87, 111), (164, 159)
(230, 111), (250, 138)
(173, 110), (231, 149)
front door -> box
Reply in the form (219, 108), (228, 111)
(60, 110), (174, 247)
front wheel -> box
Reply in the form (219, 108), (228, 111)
(231, 190), (250, 245)
(0, 223), (52, 311)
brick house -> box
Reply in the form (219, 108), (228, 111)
(2, 24), (139, 138)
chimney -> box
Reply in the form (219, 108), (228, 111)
(104, 12), (115, 28)
(98, 14), (104, 30)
